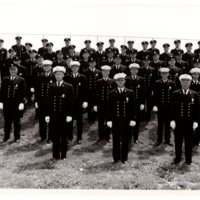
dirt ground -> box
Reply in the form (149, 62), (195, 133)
(0, 108), (200, 189)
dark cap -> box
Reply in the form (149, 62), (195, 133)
(13, 56), (21, 62)
(30, 49), (37, 54)
(96, 42), (104, 46)
(65, 55), (72, 59)
(168, 55), (176, 61)
(143, 56), (150, 61)
(129, 49), (138, 54)
(114, 54), (122, 59)
(56, 50), (63, 55)
(153, 51), (159, 56)
(89, 57), (96, 62)
(198, 41), (200, 45)
(8, 48), (15, 53)
(109, 38), (115, 42)
(127, 40), (134, 44)
(185, 42), (193, 47)
(36, 54), (43, 59)
(25, 42), (32, 47)
(41, 38), (48, 43)
(64, 38), (71, 42)
(174, 50), (183, 56)
(194, 58), (200, 64)
(150, 40), (157, 44)
(0, 39), (4, 43)
(46, 42), (54, 47)
(174, 40), (181, 44)
(84, 40), (91, 44)
(163, 43), (170, 48)
(15, 36), (22, 40)
(69, 45), (76, 49)
(9, 63), (18, 69)
(141, 41), (149, 45)
(120, 45), (128, 49)
(107, 48), (114, 54)
(82, 49), (90, 54)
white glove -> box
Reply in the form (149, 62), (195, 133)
(129, 120), (136, 127)
(66, 116), (72, 123)
(170, 121), (176, 130)
(18, 103), (24, 111)
(82, 102), (88, 109)
(140, 104), (145, 111)
(35, 102), (38, 109)
(193, 122), (198, 130)
(45, 116), (50, 123)
(30, 88), (35, 93)
(93, 106), (97, 112)
(153, 106), (158, 112)
(107, 121), (112, 128)
(0, 103), (3, 110)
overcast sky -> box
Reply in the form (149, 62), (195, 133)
(0, 0), (200, 51)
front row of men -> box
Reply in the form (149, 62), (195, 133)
(0, 61), (200, 166)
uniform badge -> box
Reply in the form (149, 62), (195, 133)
(175, 73), (178, 77)
(126, 97), (129, 103)
(14, 84), (18, 89)
(137, 85), (140, 88)
(79, 82), (81, 86)
(50, 80), (52, 84)
(95, 74), (98, 77)
(191, 98), (194, 104)
(19, 73), (22, 76)
(169, 86), (171, 90)
(62, 94), (65, 98)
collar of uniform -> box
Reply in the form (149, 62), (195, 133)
(103, 77), (109, 81)
(44, 72), (51, 77)
(193, 79), (199, 84)
(57, 80), (63, 86)
(73, 73), (79, 77)
(182, 89), (189, 95)
(131, 75), (137, 79)
(10, 76), (16, 80)
(162, 79), (168, 83)
(89, 67), (95, 72)
(118, 87), (125, 93)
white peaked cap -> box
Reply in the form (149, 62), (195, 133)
(129, 63), (140, 69)
(190, 67), (200, 74)
(43, 60), (53, 65)
(179, 74), (192, 81)
(70, 61), (80, 67)
(101, 65), (111, 70)
(159, 67), (170, 73)
(114, 73), (127, 80)
(53, 66), (66, 74)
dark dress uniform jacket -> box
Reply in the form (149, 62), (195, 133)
(43, 51), (57, 61)
(105, 47), (119, 56)
(11, 44), (26, 59)
(80, 47), (96, 58)
(176, 60), (189, 73)
(47, 82), (74, 119)
(159, 52), (171, 65)
(53, 59), (68, 68)
(136, 50), (151, 61)
(0, 76), (26, 112)
(182, 52), (196, 70)
(93, 50), (107, 69)
(168, 66), (182, 89)
(38, 47), (48, 56)
(170, 48), (184, 56)
(35, 73), (56, 113)
(109, 64), (128, 78)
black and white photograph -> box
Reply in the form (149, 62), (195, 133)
(1, 0), (200, 197)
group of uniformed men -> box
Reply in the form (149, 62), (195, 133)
(0, 36), (200, 166)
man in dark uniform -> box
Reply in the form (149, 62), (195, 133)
(45, 66), (74, 160)
(125, 49), (142, 67)
(0, 39), (8, 81)
(38, 38), (48, 56)
(189, 67), (200, 147)
(148, 40), (160, 60)
(153, 67), (175, 146)
(66, 45), (80, 61)
(138, 56), (156, 122)
(21, 42), (32, 65)
(83, 57), (102, 123)
(43, 42), (56, 61)
(79, 49), (90, 73)
(107, 73), (136, 164)
(170, 40), (184, 56)
(159, 43), (171, 66)
(11, 36), (26, 59)
(170, 74), (200, 166)
(61, 38), (71, 57)
(35, 60), (55, 143)
(105, 39), (119, 56)
(182, 43), (195, 70)
(102, 49), (115, 67)
(80, 40), (96, 58)
(94, 65), (116, 142)
(149, 51), (165, 80)
(175, 51), (189, 74)
(120, 45), (129, 66)
(53, 50), (67, 68)
(168, 56), (182, 89)
(127, 40), (137, 55)
(64, 61), (88, 144)
(137, 41), (151, 61)
(0, 64), (26, 143)
(93, 42), (107, 69)
(125, 63), (145, 143)
(194, 41), (200, 55)
(109, 54), (128, 78)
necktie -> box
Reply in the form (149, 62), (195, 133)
(120, 89), (123, 94)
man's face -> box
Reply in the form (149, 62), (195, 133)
(194, 63), (200, 68)
(10, 51), (16, 57)
(169, 59), (176, 66)
(128, 43), (133, 48)
(47, 45), (52, 51)
(42, 42), (47, 48)
(130, 68), (138, 76)
(161, 72), (169, 79)
(175, 55), (182, 61)
(102, 70), (110, 77)
(16, 39), (21, 45)
(25, 45), (32, 51)
(0, 42), (3, 48)
(69, 48), (75, 54)
(175, 42), (180, 48)
(43, 64), (52, 73)
(107, 52), (114, 58)
(142, 44), (148, 50)
(109, 41), (115, 47)
(66, 58), (72, 66)
(153, 54), (159, 61)
(143, 59), (150, 66)
(151, 43), (156, 48)
(97, 45), (103, 51)
(130, 53), (137, 59)
(37, 58), (44, 65)
(114, 57), (121, 64)
(164, 47), (169, 52)
(192, 73), (200, 80)
(57, 53), (63, 60)
(30, 52), (36, 59)
(65, 40), (70, 46)
(186, 46), (192, 52)
(82, 52), (90, 59)
(116, 78), (125, 87)
(89, 61), (96, 68)
(71, 65), (79, 74)
(181, 79), (191, 90)
(121, 48), (127, 54)
(55, 71), (64, 82)
(85, 42), (91, 48)
(9, 67), (18, 76)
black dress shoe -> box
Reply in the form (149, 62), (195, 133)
(171, 159), (181, 166)
(3, 138), (9, 143)
(40, 138), (46, 143)
(15, 139), (20, 143)
(106, 139), (111, 143)
(164, 141), (173, 146)
(77, 140), (82, 144)
(46, 139), (52, 144)
(134, 140), (139, 144)
(154, 141), (161, 146)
